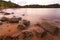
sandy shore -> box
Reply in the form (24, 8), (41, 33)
(0, 22), (59, 40)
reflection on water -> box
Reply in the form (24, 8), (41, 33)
(0, 8), (59, 24)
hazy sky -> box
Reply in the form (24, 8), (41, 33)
(5, 0), (58, 6)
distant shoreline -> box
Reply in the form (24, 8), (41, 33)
(0, 1), (60, 9)
(1, 8), (60, 9)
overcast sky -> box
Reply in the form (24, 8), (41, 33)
(5, 0), (58, 6)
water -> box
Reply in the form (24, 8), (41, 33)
(0, 8), (60, 24)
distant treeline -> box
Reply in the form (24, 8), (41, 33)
(21, 4), (60, 8)
(0, 1), (60, 9)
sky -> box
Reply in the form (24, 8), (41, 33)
(5, 0), (58, 6)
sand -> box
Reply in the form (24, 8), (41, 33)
(0, 22), (59, 40)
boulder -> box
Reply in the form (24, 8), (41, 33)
(22, 20), (30, 27)
(21, 30), (33, 40)
(17, 24), (26, 30)
(8, 17), (19, 23)
(0, 17), (9, 22)
(33, 28), (47, 38)
(41, 21), (60, 35)
(0, 21), (3, 25)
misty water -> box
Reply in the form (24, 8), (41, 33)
(0, 8), (60, 25)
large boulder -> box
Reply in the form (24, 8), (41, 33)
(17, 20), (30, 30)
(41, 21), (60, 35)
(0, 17), (9, 22)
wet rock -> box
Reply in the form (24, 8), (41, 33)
(12, 33), (20, 40)
(18, 17), (22, 21)
(0, 17), (9, 22)
(17, 20), (30, 30)
(33, 28), (47, 38)
(36, 31), (47, 38)
(21, 30), (33, 40)
(12, 37), (19, 40)
(5, 36), (13, 40)
(34, 23), (42, 27)
(17, 24), (26, 30)
(22, 20), (30, 27)
(11, 12), (14, 14)
(41, 21), (60, 35)
(4, 35), (20, 40)
(0, 21), (3, 25)
(22, 14), (25, 16)
(8, 17), (19, 23)
(50, 27), (59, 35)
(4, 13), (10, 15)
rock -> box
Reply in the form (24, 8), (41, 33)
(0, 17), (9, 22)
(17, 24), (26, 30)
(22, 14), (25, 16)
(8, 17), (19, 23)
(12, 33), (20, 40)
(11, 12), (14, 14)
(34, 23), (42, 27)
(21, 30), (33, 40)
(22, 20), (30, 27)
(18, 17), (22, 21)
(4, 35), (19, 40)
(4, 36), (13, 40)
(4, 13), (10, 15)
(0, 21), (3, 25)
(33, 28), (47, 38)
(40, 21), (60, 35)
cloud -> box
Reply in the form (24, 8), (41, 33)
(5, 0), (58, 5)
